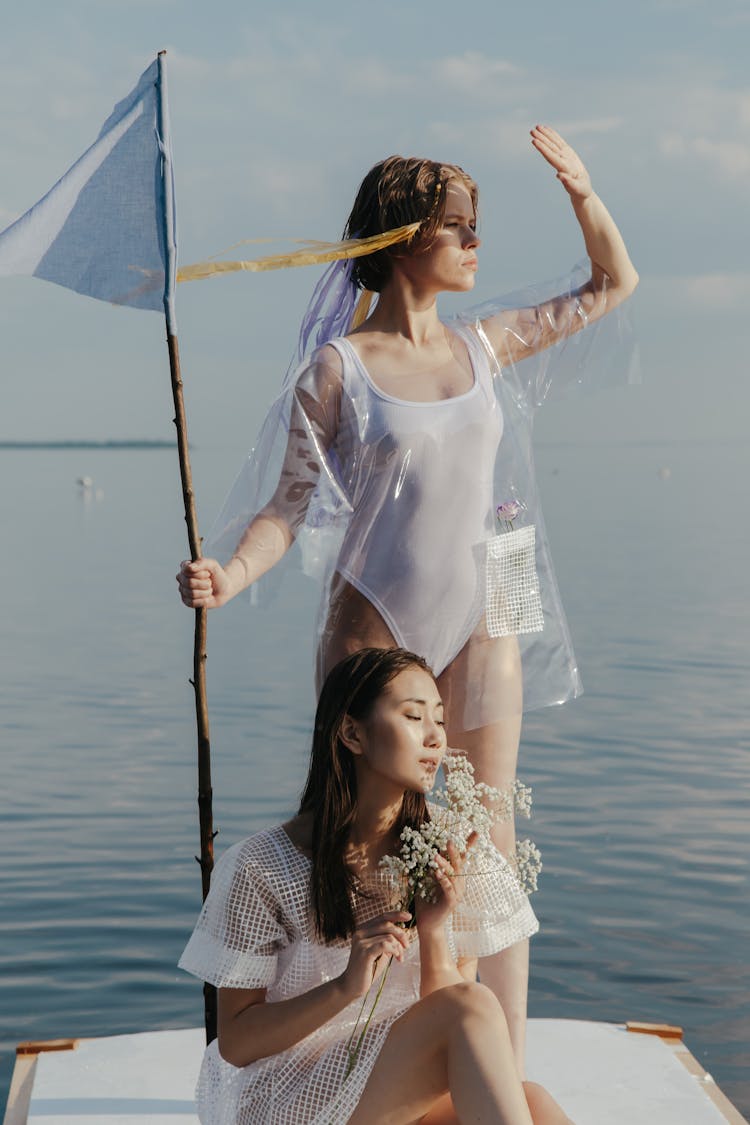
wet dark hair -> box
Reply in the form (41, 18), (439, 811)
(344, 156), (479, 293)
(299, 647), (435, 942)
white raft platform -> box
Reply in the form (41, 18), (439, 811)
(4, 1019), (747, 1125)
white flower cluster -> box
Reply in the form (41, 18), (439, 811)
(380, 752), (539, 906)
(509, 839), (543, 894)
(381, 821), (451, 903)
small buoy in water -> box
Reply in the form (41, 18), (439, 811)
(76, 476), (103, 501)
(657, 467), (671, 480)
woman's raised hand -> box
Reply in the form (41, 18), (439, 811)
(339, 911), (412, 1000)
(176, 558), (233, 609)
(531, 124), (593, 203)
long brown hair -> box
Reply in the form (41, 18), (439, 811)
(299, 647), (434, 943)
(344, 156), (479, 293)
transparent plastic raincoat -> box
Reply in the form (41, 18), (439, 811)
(205, 261), (637, 730)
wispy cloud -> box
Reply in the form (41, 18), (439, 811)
(660, 132), (750, 180)
(644, 272), (750, 311)
(433, 52), (522, 96)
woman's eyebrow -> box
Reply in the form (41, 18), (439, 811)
(399, 697), (444, 708)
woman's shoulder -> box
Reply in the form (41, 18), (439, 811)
(215, 824), (302, 878)
(308, 340), (347, 371)
(295, 341), (347, 396)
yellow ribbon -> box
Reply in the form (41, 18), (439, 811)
(176, 223), (421, 284)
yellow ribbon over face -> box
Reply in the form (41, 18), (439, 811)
(176, 222), (421, 284)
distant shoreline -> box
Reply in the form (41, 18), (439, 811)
(0, 440), (179, 450)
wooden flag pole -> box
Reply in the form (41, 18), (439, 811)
(166, 331), (217, 1044)
(157, 50), (217, 1044)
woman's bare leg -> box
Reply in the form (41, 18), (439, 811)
(316, 577), (399, 690)
(523, 1084), (575, 1125)
(349, 982), (533, 1125)
(415, 1085), (574, 1125)
(439, 630), (529, 1074)
(449, 715), (530, 1074)
(319, 601), (531, 1074)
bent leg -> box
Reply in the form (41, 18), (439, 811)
(349, 982), (532, 1125)
(523, 1082), (576, 1125)
(445, 714), (530, 1075)
(416, 1084), (575, 1125)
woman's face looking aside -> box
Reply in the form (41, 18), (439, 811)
(344, 666), (446, 794)
(391, 179), (480, 296)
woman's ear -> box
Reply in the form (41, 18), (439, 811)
(339, 714), (363, 756)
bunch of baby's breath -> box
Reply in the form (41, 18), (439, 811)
(380, 752), (539, 904)
(345, 754), (540, 1083)
(508, 838), (543, 894)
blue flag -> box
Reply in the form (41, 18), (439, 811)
(0, 57), (176, 329)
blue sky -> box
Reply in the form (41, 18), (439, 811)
(1, 0), (748, 447)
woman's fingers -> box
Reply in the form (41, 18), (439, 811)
(176, 568), (212, 607)
(534, 123), (565, 148)
(348, 925), (409, 991)
(175, 558), (228, 608)
(356, 914), (411, 944)
(361, 934), (406, 963)
(531, 124), (575, 165)
(178, 559), (217, 580)
(531, 133), (567, 171)
(531, 124), (592, 201)
(352, 914), (412, 962)
(433, 858), (459, 904)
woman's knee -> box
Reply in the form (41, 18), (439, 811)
(434, 981), (507, 1027)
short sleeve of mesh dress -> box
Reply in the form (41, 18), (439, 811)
(447, 844), (539, 960)
(179, 837), (290, 990)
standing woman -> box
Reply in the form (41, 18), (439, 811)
(179, 647), (572, 1125)
(177, 126), (638, 1067)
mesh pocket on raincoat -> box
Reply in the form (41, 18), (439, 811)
(486, 526), (544, 637)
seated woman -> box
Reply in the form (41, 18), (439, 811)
(179, 648), (573, 1124)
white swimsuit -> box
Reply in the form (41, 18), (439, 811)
(204, 269), (638, 721)
(326, 324), (502, 675)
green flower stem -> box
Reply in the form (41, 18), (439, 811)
(343, 955), (394, 1080)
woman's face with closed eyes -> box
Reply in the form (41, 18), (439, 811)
(342, 666), (447, 795)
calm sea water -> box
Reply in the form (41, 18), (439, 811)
(1, 440), (748, 1115)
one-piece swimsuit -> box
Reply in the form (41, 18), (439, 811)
(326, 322), (502, 676)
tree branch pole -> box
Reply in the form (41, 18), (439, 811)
(157, 50), (217, 1044)
(166, 329), (217, 1044)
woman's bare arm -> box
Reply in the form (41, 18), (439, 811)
(482, 124), (638, 365)
(217, 911), (410, 1068)
(416, 850), (472, 997)
(177, 349), (344, 609)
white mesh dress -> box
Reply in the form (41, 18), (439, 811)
(179, 824), (538, 1124)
